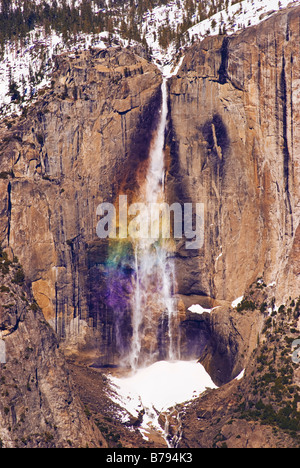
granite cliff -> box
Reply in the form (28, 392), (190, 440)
(0, 4), (299, 449)
(165, 5), (300, 446)
(168, 4), (300, 385)
(0, 249), (107, 448)
(0, 48), (162, 365)
(169, 5), (300, 305)
(0, 47), (162, 447)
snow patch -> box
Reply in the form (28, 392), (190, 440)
(231, 296), (244, 308)
(108, 360), (217, 440)
(236, 369), (245, 381)
(188, 304), (213, 315)
(268, 304), (279, 316)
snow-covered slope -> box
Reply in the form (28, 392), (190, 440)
(143, 0), (300, 66)
(187, 0), (300, 40)
(1, 0), (300, 120)
(0, 28), (111, 119)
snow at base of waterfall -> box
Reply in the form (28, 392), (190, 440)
(108, 360), (218, 442)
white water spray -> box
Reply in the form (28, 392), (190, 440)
(129, 76), (179, 370)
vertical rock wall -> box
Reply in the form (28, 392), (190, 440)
(0, 48), (162, 363)
(168, 6), (300, 306)
(0, 6), (299, 370)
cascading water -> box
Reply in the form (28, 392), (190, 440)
(106, 62), (219, 446)
(128, 77), (179, 370)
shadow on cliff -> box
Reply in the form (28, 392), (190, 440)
(85, 87), (163, 366)
(115, 85), (162, 202)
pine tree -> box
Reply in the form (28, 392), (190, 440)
(8, 70), (21, 103)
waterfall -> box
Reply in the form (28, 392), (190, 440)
(128, 77), (179, 370)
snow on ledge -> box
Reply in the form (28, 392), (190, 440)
(231, 296), (244, 308)
(188, 304), (213, 315)
(236, 369), (245, 381)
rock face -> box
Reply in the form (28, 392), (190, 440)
(176, 379), (298, 449)
(166, 6), (300, 385)
(0, 8), (299, 373)
(0, 5), (300, 448)
(168, 5), (300, 306)
(174, 295), (300, 448)
(0, 48), (162, 364)
(0, 251), (106, 448)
